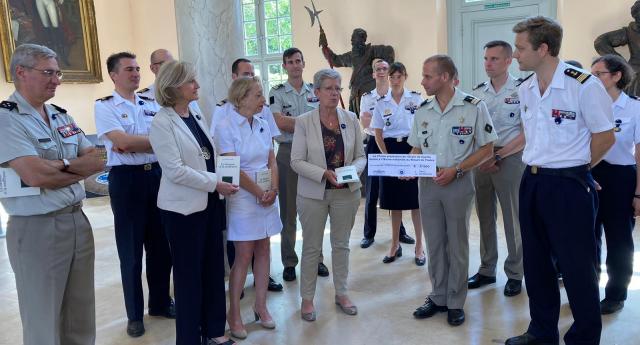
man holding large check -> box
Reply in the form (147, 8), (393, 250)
(407, 55), (497, 327)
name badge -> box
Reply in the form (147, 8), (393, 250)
(451, 126), (473, 136)
(306, 96), (319, 103)
(551, 109), (576, 120)
(144, 110), (156, 117)
(56, 123), (82, 138)
(504, 97), (520, 104)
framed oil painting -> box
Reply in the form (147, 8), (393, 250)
(0, 0), (101, 83)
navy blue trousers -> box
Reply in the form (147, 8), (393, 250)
(519, 167), (601, 345)
(161, 194), (226, 345)
(108, 164), (172, 321)
(592, 161), (636, 301)
(363, 135), (407, 239)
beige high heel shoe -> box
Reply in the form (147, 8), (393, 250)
(253, 309), (276, 329)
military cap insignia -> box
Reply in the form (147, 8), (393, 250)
(51, 104), (67, 113)
(464, 95), (481, 105)
(473, 81), (487, 90)
(96, 95), (114, 102)
(216, 99), (228, 107)
(564, 68), (591, 84)
(272, 83), (284, 90)
(516, 73), (534, 87)
(419, 99), (432, 107)
(139, 95), (154, 102)
(0, 100), (17, 111)
(137, 88), (150, 93)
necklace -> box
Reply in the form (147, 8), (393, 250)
(181, 112), (211, 160)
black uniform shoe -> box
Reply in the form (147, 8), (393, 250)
(318, 262), (330, 277)
(399, 233), (415, 244)
(447, 309), (465, 326)
(600, 299), (624, 314)
(283, 267), (296, 281)
(268, 276), (283, 291)
(504, 279), (522, 297)
(149, 298), (176, 319)
(127, 320), (145, 337)
(413, 298), (447, 319)
(505, 332), (557, 345)
(467, 273), (496, 289)
(360, 237), (375, 248)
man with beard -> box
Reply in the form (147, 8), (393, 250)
(322, 28), (394, 114)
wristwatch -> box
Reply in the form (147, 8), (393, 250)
(455, 165), (464, 179)
(494, 153), (502, 162)
(61, 158), (70, 171)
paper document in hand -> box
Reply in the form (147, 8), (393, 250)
(216, 156), (240, 185)
(367, 154), (436, 177)
(255, 169), (271, 203)
(335, 165), (359, 183)
(0, 168), (40, 198)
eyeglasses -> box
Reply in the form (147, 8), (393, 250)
(24, 66), (63, 79)
(592, 71), (612, 78)
(321, 86), (343, 93)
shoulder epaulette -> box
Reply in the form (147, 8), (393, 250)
(139, 95), (154, 101)
(419, 99), (432, 107)
(516, 73), (534, 87)
(473, 81), (487, 90)
(464, 95), (481, 105)
(137, 88), (150, 93)
(363, 90), (372, 96)
(0, 100), (17, 111)
(564, 68), (591, 84)
(51, 104), (67, 113)
(96, 95), (113, 102)
(216, 99), (228, 107)
(272, 83), (284, 90)
(629, 94), (640, 101)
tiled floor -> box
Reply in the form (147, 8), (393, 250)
(1, 196), (639, 345)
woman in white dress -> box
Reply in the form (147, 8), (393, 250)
(214, 76), (282, 339)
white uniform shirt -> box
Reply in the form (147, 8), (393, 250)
(94, 91), (160, 166)
(471, 75), (522, 147)
(210, 100), (280, 145)
(371, 88), (423, 138)
(518, 62), (614, 168)
(603, 92), (640, 165)
(214, 109), (274, 173)
(359, 88), (387, 136)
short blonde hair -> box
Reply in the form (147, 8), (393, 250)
(155, 60), (197, 107)
(228, 76), (262, 108)
(371, 58), (387, 69)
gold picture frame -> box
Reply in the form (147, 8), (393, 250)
(0, 0), (102, 83)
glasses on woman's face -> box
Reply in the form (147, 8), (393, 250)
(592, 71), (612, 78)
(322, 86), (343, 93)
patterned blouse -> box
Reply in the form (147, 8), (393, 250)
(321, 121), (346, 189)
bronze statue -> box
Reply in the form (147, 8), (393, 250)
(594, 0), (640, 96)
(321, 28), (395, 114)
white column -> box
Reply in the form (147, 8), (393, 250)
(174, 0), (243, 120)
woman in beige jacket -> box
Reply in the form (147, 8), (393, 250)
(290, 69), (367, 321)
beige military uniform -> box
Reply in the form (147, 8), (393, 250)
(470, 76), (525, 280)
(408, 88), (497, 309)
(0, 91), (95, 345)
(269, 81), (320, 268)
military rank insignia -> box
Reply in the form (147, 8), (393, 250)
(485, 124), (493, 133)
(405, 103), (418, 114)
(614, 119), (622, 132)
(144, 110), (156, 117)
(307, 96), (319, 103)
(0, 100), (17, 111)
(564, 68), (591, 84)
(452, 126), (473, 135)
(57, 123), (82, 138)
(504, 97), (520, 104)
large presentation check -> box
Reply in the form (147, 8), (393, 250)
(368, 154), (437, 177)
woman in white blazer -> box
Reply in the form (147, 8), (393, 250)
(290, 69), (367, 322)
(149, 61), (238, 345)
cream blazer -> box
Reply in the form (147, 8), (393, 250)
(290, 107), (367, 200)
(149, 105), (218, 215)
